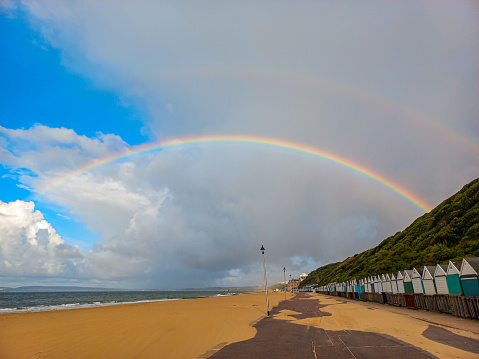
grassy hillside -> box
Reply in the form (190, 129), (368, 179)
(301, 178), (479, 287)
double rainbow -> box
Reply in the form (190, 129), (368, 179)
(42, 135), (431, 213)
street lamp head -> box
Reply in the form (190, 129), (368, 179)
(283, 267), (285, 272)
(260, 245), (265, 254)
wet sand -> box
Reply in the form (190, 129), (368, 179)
(0, 291), (287, 359)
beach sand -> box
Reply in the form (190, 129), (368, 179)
(0, 291), (288, 359)
(273, 293), (479, 359)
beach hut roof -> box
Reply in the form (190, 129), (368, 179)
(422, 266), (436, 280)
(447, 260), (461, 275)
(385, 274), (391, 281)
(390, 273), (396, 280)
(396, 271), (404, 280)
(434, 264), (447, 277)
(461, 257), (479, 276)
(412, 267), (424, 278)
(403, 270), (413, 280)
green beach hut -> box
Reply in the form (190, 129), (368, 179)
(446, 260), (463, 295)
(460, 257), (479, 296)
(403, 270), (414, 294)
(360, 278), (366, 293)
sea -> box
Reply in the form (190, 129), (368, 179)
(0, 290), (253, 314)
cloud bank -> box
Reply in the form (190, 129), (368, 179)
(1, 1), (478, 288)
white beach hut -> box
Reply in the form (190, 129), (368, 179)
(391, 273), (398, 294)
(377, 275), (384, 293)
(411, 267), (425, 294)
(434, 264), (449, 294)
(372, 276), (379, 293)
(422, 266), (437, 295)
(383, 274), (392, 293)
(396, 271), (405, 293)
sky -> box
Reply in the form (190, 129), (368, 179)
(0, 1), (478, 289)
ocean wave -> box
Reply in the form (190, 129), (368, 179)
(0, 298), (182, 314)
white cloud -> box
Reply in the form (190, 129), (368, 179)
(0, 200), (83, 277)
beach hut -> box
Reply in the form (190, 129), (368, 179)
(422, 266), (437, 295)
(434, 264), (449, 295)
(376, 276), (383, 293)
(391, 273), (398, 294)
(378, 275), (385, 293)
(460, 257), (479, 296)
(374, 276), (382, 293)
(403, 270), (414, 294)
(411, 267), (425, 294)
(446, 261), (463, 295)
(396, 271), (405, 293)
(354, 279), (361, 297)
(350, 280), (356, 293)
(360, 278), (366, 293)
(369, 276), (375, 293)
(383, 274), (392, 293)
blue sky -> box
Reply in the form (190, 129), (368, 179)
(1, 10), (149, 251)
(0, 11), (148, 144)
(0, 1), (478, 289)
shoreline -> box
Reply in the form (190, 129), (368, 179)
(0, 291), (288, 359)
(0, 290), (255, 314)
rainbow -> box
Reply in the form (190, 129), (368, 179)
(41, 135), (432, 213)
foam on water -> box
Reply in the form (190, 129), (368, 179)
(0, 290), (242, 314)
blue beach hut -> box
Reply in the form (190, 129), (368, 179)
(460, 257), (479, 296)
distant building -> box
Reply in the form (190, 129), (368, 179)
(299, 273), (308, 282)
(288, 279), (300, 291)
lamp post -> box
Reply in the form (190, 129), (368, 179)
(260, 245), (270, 316)
(290, 274), (292, 293)
(283, 267), (286, 300)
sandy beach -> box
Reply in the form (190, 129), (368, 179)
(0, 291), (287, 359)
(2, 291), (478, 358)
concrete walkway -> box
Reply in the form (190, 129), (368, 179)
(210, 293), (479, 358)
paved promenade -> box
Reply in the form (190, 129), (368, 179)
(209, 292), (479, 359)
